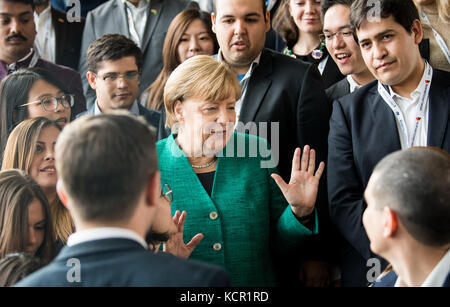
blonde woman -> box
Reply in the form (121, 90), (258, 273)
(414, 0), (450, 71)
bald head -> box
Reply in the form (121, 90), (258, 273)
(367, 147), (450, 246)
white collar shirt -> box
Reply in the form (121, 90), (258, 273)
(386, 62), (431, 149)
(347, 74), (362, 93)
(67, 227), (148, 249)
(34, 3), (55, 63)
(122, 0), (150, 48)
(395, 248), (450, 287)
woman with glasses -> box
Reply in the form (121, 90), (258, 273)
(0, 67), (74, 156)
(272, 0), (344, 88)
(2, 117), (74, 251)
(157, 55), (325, 286)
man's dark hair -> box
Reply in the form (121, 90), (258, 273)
(213, 0), (267, 20)
(2, 0), (35, 10)
(55, 113), (158, 223)
(321, 0), (353, 18)
(350, 0), (419, 33)
(86, 34), (143, 74)
(370, 147), (450, 247)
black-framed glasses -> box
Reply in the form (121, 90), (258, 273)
(18, 94), (75, 111)
(95, 71), (140, 84)
(319, 28), (354, 43)
(161, 184), (173, 202)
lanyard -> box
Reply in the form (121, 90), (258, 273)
(377, 64), (433, 148)
(421, 11), (450, 64)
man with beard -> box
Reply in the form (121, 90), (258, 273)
(0, 0), (86, 116)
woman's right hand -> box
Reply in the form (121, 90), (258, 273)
(163, 210), (203, 259)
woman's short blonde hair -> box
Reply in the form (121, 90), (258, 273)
(163, 55), (242, 129)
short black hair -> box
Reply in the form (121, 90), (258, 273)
(370, 147), (450, 247)
(321, 0), (353, 18)
(2, 0), (35, 10)
(213, 0), (267, 20)
(86, 34), (143, 74)
(350, 0), (419, 33)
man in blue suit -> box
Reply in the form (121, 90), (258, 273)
(77, 34), (160, 132)
(328, 0), (450, 286)
(364, 148), (450, 287)
(17, 113), (231, 287)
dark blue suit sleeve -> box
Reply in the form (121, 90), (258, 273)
(327, 99), (373, 261)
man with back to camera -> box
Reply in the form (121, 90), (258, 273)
(0, 0), (86, 116)
(212, 0), (332, 286)
(77, 34), (160, 132)
(327, 0), (450, 286)
(321, 0), (375, 110)
(364, 147), (450, 287)
(16, 112), (231, 286)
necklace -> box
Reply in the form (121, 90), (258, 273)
(191, 157), (217, 169)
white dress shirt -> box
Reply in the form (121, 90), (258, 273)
(122, 0), (150, 48)
(395, 248), (450, 287)
(34, 3), (56, 63)
(387, 62), (431, 149)
(347, 74), (362, 93)
(67, 227), (148, 249)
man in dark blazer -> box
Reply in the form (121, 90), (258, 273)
(365, 148), (450, 287)
(328, 0), (450, 286)
(78, 0), (197, 109)
(212, 0), (331, 286)
(0, 0), (86, 116)
(77, 34), (160, 132)
(34, 0), (85, 70)
(321, 0), (375, 114)
(16, 113), (230, 287)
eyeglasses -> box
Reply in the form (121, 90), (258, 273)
(319, 28), (354, 43)
(18, 94), (75, 111)
(161, 184), (173, 203)
(95, 71), (140, 84)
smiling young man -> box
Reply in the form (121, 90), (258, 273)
(327, 0), (450, 286)
(322, 0), (375, 105)
(78, 34), (160, 131)
(211, 0), (331, 287)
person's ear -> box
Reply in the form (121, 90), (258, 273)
(383, 207), (398, 238)
(56, 180), (69, 210)
(411, 19), (423, 45)
(265, 10), (271, 33)
(173, 100), (184, 123)
(86, 71), (97, 90)
(145, 171), (161, 208)
(211, 12), (217, 33)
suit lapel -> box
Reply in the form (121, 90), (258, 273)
(238, 50), (272, 124)
(112, 0), (130, 37)
(369, 87), (402, 150)
(140, 0), (163, 52)
(337, 78), (350, 97)
(427, 71), (449, 148)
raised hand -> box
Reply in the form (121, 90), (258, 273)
(271, 145), (325, 218)
(163, 210), (203, 259)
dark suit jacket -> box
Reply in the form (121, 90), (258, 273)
(51, 0), (108, 18)
(77, 102), (160, 134)
(51, 7), (85, 70)
(236, 48), (332, 279)
(35, 57), (86, 116)
(16, 238), (230, 286)
(79, 0), (197, 109)
(372, 270), (450, 287)
(326, 78), (350, 118)
(328, 69), (450, 286)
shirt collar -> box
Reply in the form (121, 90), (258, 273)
(122, 0), (150, 9)
(347, 74), (362, 93)
(216, 49), (262, 81)
(67, 227), (148, 249)
(95, 99), (140, 116)
(34, 2), (51, 18)
(388, 61), (430, 101)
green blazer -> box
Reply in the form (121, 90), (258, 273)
(157, 132), (318, 286)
